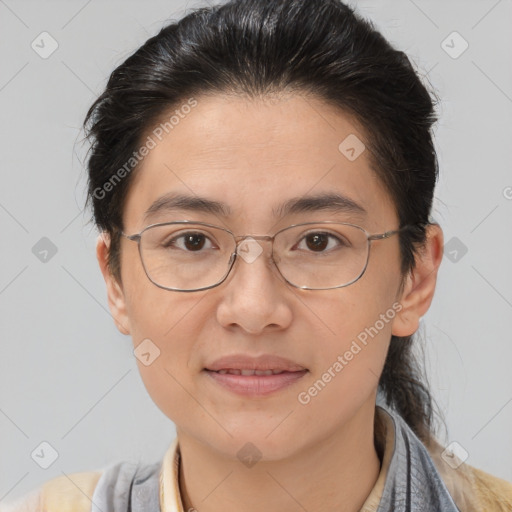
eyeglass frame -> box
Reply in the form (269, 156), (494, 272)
(120, 220), (415, 292)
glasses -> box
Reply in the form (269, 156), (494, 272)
(121, 221), (411, 292)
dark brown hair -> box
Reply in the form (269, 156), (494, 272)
(83, 0), (440, 441)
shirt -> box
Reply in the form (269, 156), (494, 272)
(4, 405), (512, 511)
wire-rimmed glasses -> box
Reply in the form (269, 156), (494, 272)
(120, 220), (411, 292)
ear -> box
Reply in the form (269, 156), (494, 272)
(96, 232), (131, 335)
(391, 223), (444, 337)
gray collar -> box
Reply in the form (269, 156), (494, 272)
(375, 405), (459, 511)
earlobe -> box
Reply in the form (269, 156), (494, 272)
(391, 224), (444, 337)
(96, 233), (131, 335)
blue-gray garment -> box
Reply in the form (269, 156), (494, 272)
(90, 459), (161, 512)
(90, 406), (460, 511)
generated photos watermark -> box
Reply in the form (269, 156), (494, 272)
(297, 301), (403, 405)
(92, 97), (198, 201)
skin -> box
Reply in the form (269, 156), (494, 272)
(96, 93), (443, 512)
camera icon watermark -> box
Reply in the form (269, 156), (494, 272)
(441, 31), (469, 60)
(31, 441), (59, 469)
(237, 442), (262, 468)
(444, 236), (468, 263)
(134, 338), (161, 366)
(31, 32), (59, 59)
(237, 238), (263, 264)
(338, 134), (366, 162)
(32, 237), (58, 263)
(503, 186), (512, 200)
(441, 441), (469, 469)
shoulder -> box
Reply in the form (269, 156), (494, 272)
(426, 436), (512, 512)
(376, 406), (512, 511)
(2, 458), (164, 512)
(0, 470), (103, 512)
(40, 470), (103, 511)
(467, 464), (512, 510)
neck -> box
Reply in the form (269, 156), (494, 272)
(176, 402), (381, 512)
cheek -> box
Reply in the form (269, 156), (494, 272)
(290, 295), (396, 444)
(129, 305), (206, 426)
(311, 293), (394, 380)
(121, 244), (202, 340)
(135, 360), (190, 425)
(121, 249), (210, 421)
(297, 263), (401, 406)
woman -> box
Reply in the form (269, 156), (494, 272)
(5, 0), (512, 510)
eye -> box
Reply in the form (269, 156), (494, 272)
(295, 231), (349, 253)
(163, 232), (217, 252)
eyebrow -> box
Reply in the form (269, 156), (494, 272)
(143, 191), (367, 223)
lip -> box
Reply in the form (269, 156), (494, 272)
(204, 354), (307, 372)
(203, 354), (308, 397)
(204, 369), (308, 396)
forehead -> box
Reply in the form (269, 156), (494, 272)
(123, 93), (396, 231)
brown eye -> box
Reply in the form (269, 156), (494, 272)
(183, 233), (206, 251)
(296, 231), (348, 253)
(164, 232), (214, 252)
(305, 233), (329, 252)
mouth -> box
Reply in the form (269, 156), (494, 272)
(202, 354), (309, 396)
(203, 366), (308, 396)
(208, 368), (296, 376)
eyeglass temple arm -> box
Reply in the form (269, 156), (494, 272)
(368, 225), (417, 241)
(120, 232), (141, 242)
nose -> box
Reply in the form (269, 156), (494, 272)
(215, 237), (293, 334)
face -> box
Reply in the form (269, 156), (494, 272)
(98, 93), (440, 461)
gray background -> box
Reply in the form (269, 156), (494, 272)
(1, 0), (511, 503)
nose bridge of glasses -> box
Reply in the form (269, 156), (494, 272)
(233, 234), (277, 262)
(234, 234), (274, 242)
